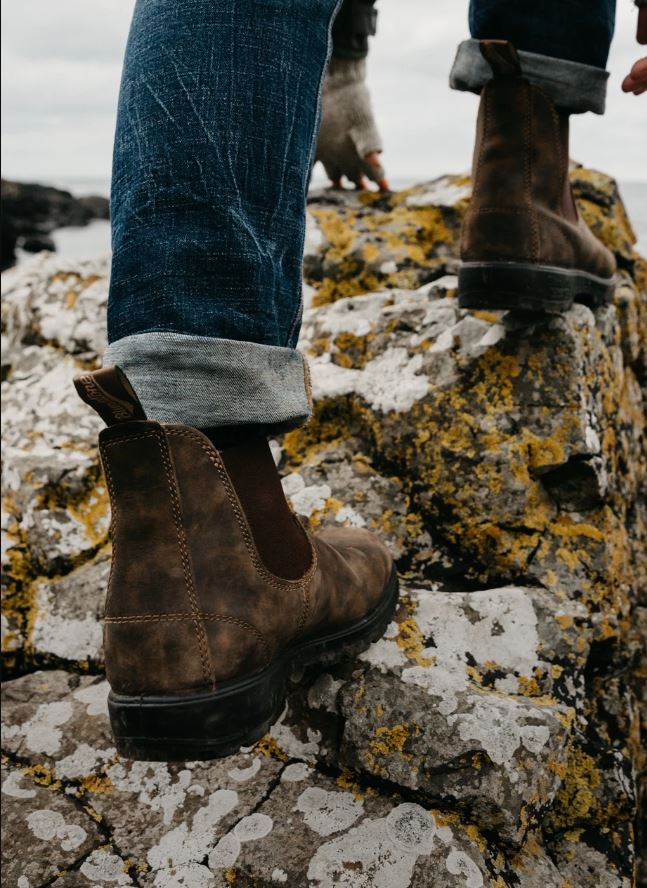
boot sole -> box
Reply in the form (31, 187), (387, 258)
(458, 261), (615, 313)
(108, 566), (399, 761)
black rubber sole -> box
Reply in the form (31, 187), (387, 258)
(458, 261), (615, 313)
(108, 567), (399, 761)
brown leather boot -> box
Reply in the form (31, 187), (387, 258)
(458, 40), (616, 313)
(74, 367), (397, 761)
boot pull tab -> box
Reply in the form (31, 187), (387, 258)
(73, 366), (147, 426)
(479, 40), (522, 78)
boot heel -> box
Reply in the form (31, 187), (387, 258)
(458, 261), (615, 313)
(108, 666), (286, 761)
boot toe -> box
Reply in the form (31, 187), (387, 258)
(313, 526), (394, 620)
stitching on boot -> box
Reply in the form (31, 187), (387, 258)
(474, 84), (489, 196)
(166, 427), (314, 633)
(524, 83), (540, 262)
(99, 443), (118, 614)
(102, 432), (161, 447)
(156, 428), (214, 685)
(105, 612), (271, 663)
(471, 207), (536, 215)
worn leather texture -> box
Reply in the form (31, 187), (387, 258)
(461, 42), (616, 279)
(99, 420), (393, 696)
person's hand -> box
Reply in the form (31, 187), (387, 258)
(316, 58), (388, 190)
(621, 6), (647, 94)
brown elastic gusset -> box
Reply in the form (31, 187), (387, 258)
(201, 425), (263, 451)
(219, 435), (313, 581)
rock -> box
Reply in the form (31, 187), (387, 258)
(1, 215), (18, 271)
(1, 167), (645, 884)
(77, 195), (111, 220)
(549, 834), (632, 888)
(304, 175), (468, 306)
(280, 438), (444, 577)
(0, 668), (494, 887)
(217, 768), (493, 887)
(274, 584), (589, 847)
(22, 233), (56, 254)
(1, 760), (103, 886)
(50, 848), (136, 885)
(30, 553), (109, 666)
(0, 179), (109, 270)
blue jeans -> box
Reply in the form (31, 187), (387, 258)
(106, 0), (616, 432)
(469, 0), (616, 69)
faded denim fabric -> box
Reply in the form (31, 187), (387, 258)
(451, 0), (616, 114)
(107, 0), (339, 430)
(469, 0), (616, 68)
(450, 41), (610, 114)
(452, 0), (616, 113)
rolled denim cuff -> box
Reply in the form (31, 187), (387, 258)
(449, 39), (609, 114)
(104, 332), (313, 433)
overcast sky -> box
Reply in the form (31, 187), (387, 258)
(1, 0), (646, 190)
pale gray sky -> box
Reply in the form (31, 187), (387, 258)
(1, 0), (646, 189)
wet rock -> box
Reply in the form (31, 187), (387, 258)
(1, 179), (109, 270)
(22, 233), (56, 254)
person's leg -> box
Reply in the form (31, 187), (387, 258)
(107, 0), (336, 432)
(453, 0), (616, 114)
(450, 1), (617, 312)
(74, 0), (397, 762)
(470, 0), (615, 66)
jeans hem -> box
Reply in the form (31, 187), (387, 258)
(449, 39), (609, 114)
(104, 332), (313, 433)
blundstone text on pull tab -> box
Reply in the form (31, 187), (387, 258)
(73, 366), (147, 426)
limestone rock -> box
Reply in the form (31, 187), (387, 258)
(30, 553), (108, 666)
(304, 175), (468, 305)
(1, 168), (645, 884)
(280, 437), (444, 576)
(274, 584), (589, 846)
(1, 760), (103, 886)
(216, 767), (492, 888)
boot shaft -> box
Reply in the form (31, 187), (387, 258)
(74, 369), (314, 696)
(463, 40), (568, 264)
(98, 420), (284, 695)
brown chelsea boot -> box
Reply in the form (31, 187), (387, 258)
(458, 40), (616, 313)
(74, 367), (397, 761)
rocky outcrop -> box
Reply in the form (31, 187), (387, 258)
(1, 167), (645, 887)
(0, 180), (110, 270)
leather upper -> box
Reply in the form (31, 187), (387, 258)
(461, 46), (616, 280)
(99, 420), (393, 696)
